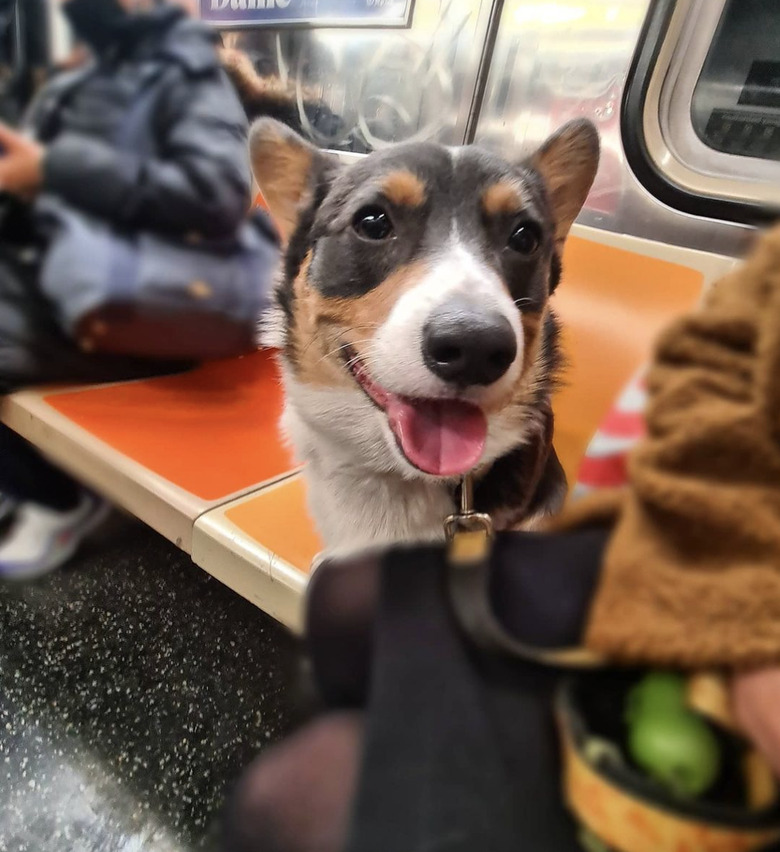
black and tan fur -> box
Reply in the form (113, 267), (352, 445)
(250, 118), (599, 554)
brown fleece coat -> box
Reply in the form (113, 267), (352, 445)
(553, 225), (780, 669)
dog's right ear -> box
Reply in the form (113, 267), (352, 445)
(250, 118), (337, 244)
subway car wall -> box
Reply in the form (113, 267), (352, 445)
(221, 0), (769, 257)
(29, 0), (776, 256)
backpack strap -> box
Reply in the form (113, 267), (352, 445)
(447, 544), (605, 668)
(446, 474), (604, 669)
(114, 31), (220, 158)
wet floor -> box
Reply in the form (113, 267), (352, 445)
(0, 516), (303, 852)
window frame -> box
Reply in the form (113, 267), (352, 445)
(622, 0), (780, 226)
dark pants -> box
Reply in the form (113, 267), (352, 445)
(0, 422), (80, 510)
(0, 247), (179, 516)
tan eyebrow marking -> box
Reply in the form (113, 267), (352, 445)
(482, 180), (524, 216)
(380, 170), (426, 207)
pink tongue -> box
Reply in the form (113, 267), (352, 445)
(386, 395), (487, 477)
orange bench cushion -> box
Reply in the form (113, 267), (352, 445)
(225, 477), (322, 574)
(552, 236), (703, 483)
(44, 350), (293, 502)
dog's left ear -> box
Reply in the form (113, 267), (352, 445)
(250, 118), (339, 244)
(530, 119), (600, 246)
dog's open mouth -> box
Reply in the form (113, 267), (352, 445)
(343, 347), (487, 477)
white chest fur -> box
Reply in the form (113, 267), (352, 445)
(305, 461), (453, 557)
(281, 395), (455, 557)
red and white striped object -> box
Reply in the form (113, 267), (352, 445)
(573, 369), (648, 499)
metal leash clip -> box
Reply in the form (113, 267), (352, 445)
(444, 473), (494, 565)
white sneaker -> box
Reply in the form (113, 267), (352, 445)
(0, 495), (17, 524)
(0, 492), (110, 580)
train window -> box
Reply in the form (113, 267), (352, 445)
(691, 0), (780, 162)
(473, 0), (652, 231)
(623, 0), (780, 224)
(222, 0), (495, 155)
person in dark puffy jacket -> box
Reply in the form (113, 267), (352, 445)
(0, 0), (252, 578)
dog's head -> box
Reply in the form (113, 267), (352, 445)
(251, 120), (599, 480)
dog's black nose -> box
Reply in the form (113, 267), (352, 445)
(423, 299), (518, 387)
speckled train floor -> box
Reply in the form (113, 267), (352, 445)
(0, 517), (303, 852)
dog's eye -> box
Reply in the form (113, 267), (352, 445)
(507, 222), (541, 256)
(353, 206), (394, 241)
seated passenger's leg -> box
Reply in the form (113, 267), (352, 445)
(224, 712), (363, 852)
(0, 423), (108, 578)
(0, 423), (80, 509)
(0, 493), (16, 524)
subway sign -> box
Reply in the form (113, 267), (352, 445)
(200, 0), (413, 27)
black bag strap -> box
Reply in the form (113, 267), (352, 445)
(447, 545), (605, 668)
(445, 474), (604, 669)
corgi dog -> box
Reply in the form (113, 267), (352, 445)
(250, 118), (599, 556)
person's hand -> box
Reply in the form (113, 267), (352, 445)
(0, 124), (45, 200)
(733, 668), (780, 776)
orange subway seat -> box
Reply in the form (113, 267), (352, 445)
(44, 349), (294, 502)
(225, 477), (322, 574)
(552, 236), (703, 484)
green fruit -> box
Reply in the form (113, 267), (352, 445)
(628, 710), (721, 798)
(626, 672), (687, 725)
